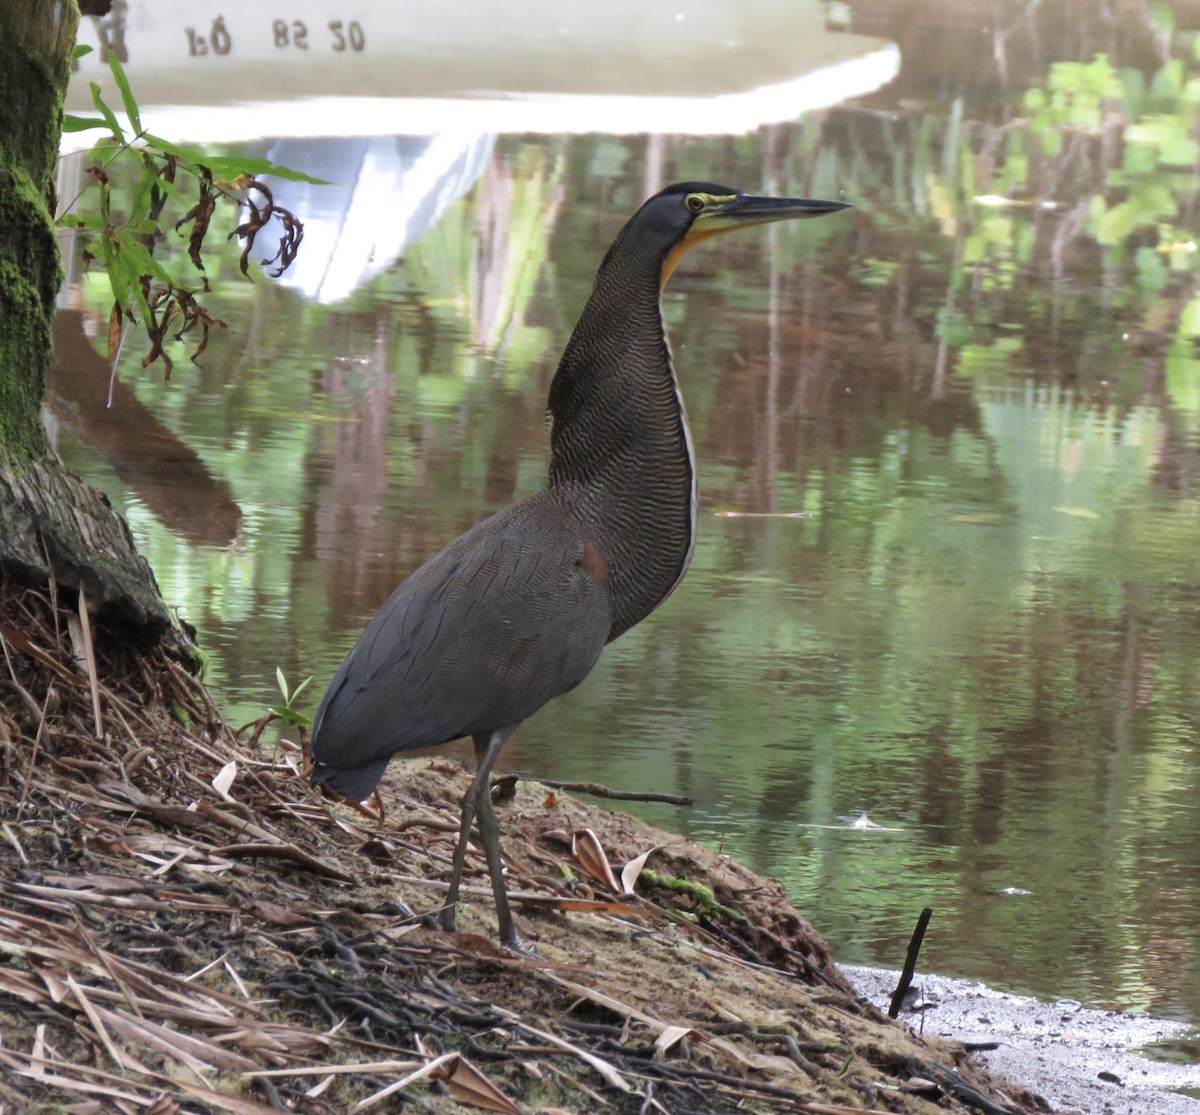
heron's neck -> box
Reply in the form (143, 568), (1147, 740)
(546, 250), (697, 640)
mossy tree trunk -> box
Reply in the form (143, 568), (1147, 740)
(0, 1), (169, 639)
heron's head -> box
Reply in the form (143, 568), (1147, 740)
(621, 181), (851, 288)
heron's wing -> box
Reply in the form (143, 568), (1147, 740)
(311, 505), (611, 775)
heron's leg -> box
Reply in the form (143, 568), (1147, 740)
(471, 732), (530, 951)
(439, 725), (518, 939)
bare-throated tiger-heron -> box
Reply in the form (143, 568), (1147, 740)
(311, 182), (850, 948)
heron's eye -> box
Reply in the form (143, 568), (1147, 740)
(685, 194), (706, 213)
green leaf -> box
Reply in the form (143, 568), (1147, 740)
(139, 131), (189, 158)
(89, 81), (124, 141)
(127, 159), (163, 226)
(98, 233), (128, 309)
(62, 113), (108, 133)
(124, 219), (161, 236)
(152, 175), (189, 209)
(267, 706), (312, 729)
(73, 44), (94, 61)
(106, 241), (154, 325)
(108, 53), (142, 136)
(100, 231), (161, 329)
(202, 157), (277, 178)
(194, 155), (329, 185)
(55, 212), (107, 231)
(113, 233), (173, 287)
(260, 164), (331, 185)
(276, 666), (288, 700)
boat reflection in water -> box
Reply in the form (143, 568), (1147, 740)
(67, 1), (899, 140)
(65, 2), (896, 302)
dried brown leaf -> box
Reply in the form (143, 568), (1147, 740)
(107, 302), (122, 364)
(439, 1054), (520, 1114)
(211, 840), (354, 881)
(515, 1022), (632, 1093)
(75, 586), (103, 739)
(571, 828), (621, 892)
(694, 1033), (800, 1076)
(30, 1026), (46, 1079)
(540, 972), (661, 1029)
(94, 1004), (258, 1072)
(143, 1095), (181, 1115)
(43, 873), (147, 895)
(620, 845), (659, 895)
(211, 760), (237, 799)
(653, 1024), (695, 1059)
(245, 900), (314, 927)
(175, 183), (215, 272)
(66, 975), (155, 1075)
(37, 966), (69, 1003)
(221, 961), (254, 1002)
(11, 1066), (149, 1105)
(0, 968), (50, 1004)
(173, 1081), (285, 1115)
(347, 1050), (458, 1112)
(245, 1057), (422, 1079)
(0, 622), (84, 684)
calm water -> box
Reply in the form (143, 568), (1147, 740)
(56, 1), (1200, 1021)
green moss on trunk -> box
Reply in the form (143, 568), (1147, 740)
(0, 0), (80, 453)
(0, 3), (168, 637)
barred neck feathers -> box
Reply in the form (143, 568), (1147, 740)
(546, 224), (698, 640)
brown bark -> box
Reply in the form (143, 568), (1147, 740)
(0, 449), (170, 637)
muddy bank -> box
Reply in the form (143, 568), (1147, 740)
(851, 966), (1200, 1115)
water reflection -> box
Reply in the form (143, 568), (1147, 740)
(53, 0), (1200, 1030)
(47, 310), (243, 546)
(68, 1), (898, 138)
(258, 135), (494, 302)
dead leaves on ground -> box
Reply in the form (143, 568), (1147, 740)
(556, 824), (659, 897)
(0, 894), (528, 1114)
(0, 903), (326, 1113)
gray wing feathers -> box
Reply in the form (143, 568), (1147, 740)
(311, 505), (611, 776)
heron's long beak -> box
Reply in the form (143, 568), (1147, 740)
(662, 193), (851, 286)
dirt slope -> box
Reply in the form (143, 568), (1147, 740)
(0, 583), (1042, 1114)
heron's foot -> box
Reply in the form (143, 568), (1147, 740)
(435, 906), (535, 954)
(500, 927), (538, 957)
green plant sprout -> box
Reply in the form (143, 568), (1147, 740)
(268, 667), (314, 730)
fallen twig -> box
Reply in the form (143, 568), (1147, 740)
(516, 775), (693, 806)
